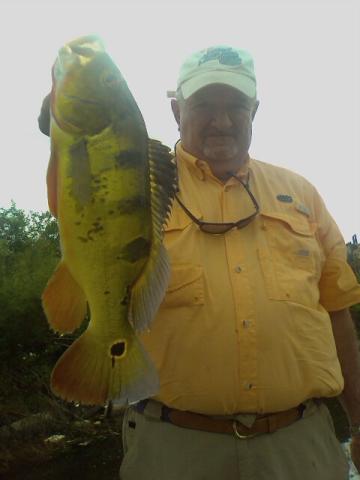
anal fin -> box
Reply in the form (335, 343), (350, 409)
(42, 260), (87, 333)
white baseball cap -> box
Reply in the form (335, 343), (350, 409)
(171, 45), (257, 100)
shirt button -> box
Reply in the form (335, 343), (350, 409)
(234, 265), (242, 273)
(243, 382), (253, 390)
(243, 319), (251, 328)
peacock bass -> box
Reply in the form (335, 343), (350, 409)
(42, 35), (176, 406)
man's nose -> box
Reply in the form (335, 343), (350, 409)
(210, 109), (233, 129)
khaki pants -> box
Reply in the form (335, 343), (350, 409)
(119, 399), (349, 480)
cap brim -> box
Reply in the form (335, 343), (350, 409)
(180, 71), (256, 99)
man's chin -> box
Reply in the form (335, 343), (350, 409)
(202, 145), (239, 163)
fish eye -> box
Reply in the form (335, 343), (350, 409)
(102, 71), (120, 86)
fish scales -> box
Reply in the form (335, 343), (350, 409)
(42, 35), (176, 406)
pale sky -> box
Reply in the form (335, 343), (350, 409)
(0, 0), (359, 241)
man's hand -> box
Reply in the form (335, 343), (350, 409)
(330, 308), (360, 473)
(351, 435), (360, 472)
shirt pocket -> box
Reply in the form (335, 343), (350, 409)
(257, 211), (323, 307)
(161, 263), (205, 308)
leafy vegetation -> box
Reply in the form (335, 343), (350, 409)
(0, 201), (60, 362)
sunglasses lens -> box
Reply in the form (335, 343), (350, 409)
(235, 216), (255, 229)
(200, 223), (234, 234)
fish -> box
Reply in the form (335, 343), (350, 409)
(41, 35), (176, 406)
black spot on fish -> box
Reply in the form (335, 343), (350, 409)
(116, 195), (148, 214)
(108, 210), (115, 215)
(120, 285), (131, 305)
(104, 290), (110, 295)
(68, 139), (92, 207)
(96, 217), (101, 221)
(121, 237), (151, 263)
(111, 341), (126, 357)
(78, 236), (88, 243)
(115, 150), (143, 169)
(87, 225), (104, 240)
(74, 221), (81, 225)
(120, 296), (128, 306)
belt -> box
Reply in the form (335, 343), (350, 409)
(134, 399), (306, 438)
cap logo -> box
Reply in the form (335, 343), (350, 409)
(198, 47), (242, 67)
(276, 194), (293, 203)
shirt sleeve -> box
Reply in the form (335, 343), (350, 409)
(310, 184), (360, 312)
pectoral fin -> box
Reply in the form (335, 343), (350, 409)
(130, 139), (176, 332)
(42, 260), (87, 333)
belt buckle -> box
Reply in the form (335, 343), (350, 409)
(232, 420), (258, 439)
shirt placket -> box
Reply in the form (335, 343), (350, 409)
(222, 183), (258, 410)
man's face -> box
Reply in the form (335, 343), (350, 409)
(172, 84), (258, 179)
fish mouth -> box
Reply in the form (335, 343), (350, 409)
(63, 94), (101, 106)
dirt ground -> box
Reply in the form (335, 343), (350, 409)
(4, 435), (123, 480)
(1, 411), (124, 480)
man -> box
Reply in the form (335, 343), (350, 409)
(39, 45), (360, 480)
(118, 46), (360, 480)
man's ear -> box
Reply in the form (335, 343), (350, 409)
(251, 100), (260, 121)
(171, 99), (180, 126)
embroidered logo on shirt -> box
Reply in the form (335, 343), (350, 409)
(276, 194), (293, 203)
(295, 203), (310, 217)
(296, 249), (310, 257)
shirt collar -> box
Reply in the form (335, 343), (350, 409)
(175, 141), (251, 183)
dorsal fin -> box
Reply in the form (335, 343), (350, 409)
(148, 139), (177, 232)
(130, 139), (177, 332)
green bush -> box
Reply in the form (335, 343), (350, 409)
(0, 203), (60, 362)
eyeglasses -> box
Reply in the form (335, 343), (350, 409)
(175, 173), (260, 234)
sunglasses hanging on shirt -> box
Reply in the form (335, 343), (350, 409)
(173, 143), (260, 234)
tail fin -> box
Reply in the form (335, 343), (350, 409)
(50, 330), (159, 406)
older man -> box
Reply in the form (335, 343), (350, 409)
(118, 46), (360, 480)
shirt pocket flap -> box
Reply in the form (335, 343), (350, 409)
(162, 264), (204, 307)
(261, 211), (317, 236)
(167, 264), (203, 292)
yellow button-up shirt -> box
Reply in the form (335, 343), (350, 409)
(140, 143), (360, 415)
